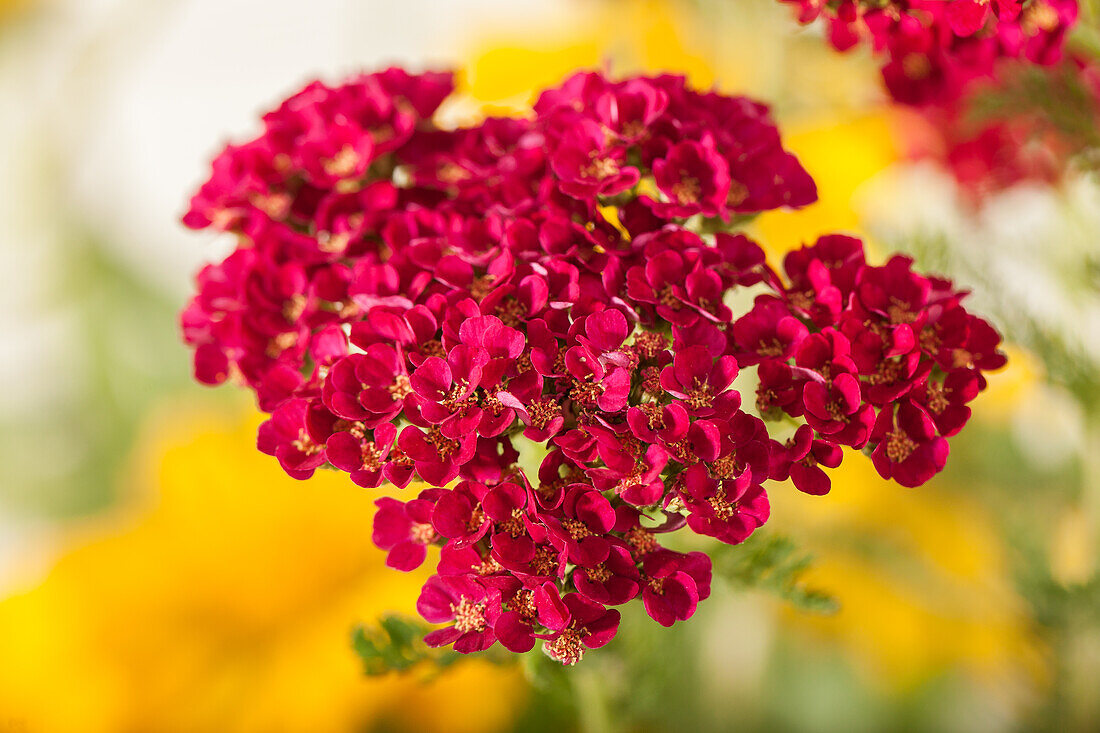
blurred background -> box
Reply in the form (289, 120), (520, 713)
(1, 0), (1098, 731)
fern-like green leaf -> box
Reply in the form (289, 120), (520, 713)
(350, 614), (461, 676)
(711, 532), (839, 614)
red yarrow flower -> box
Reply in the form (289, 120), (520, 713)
(183, 66), (1005, 666)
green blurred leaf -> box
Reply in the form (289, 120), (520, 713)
(352, 613), (525, 678)
(711, 532), (839, 614)
(351, 614), (463, 676)
(0, 232), (203, 517)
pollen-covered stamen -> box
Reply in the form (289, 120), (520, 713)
(671, 177), (701, 205)
(667, 439), (698, 465)
(291, 429), (323, 456)
(476, 557), (503, 575)
(919, 326), (941, 354)
(788, 290), (814, 312)
(925, 381), (950, 414)
(544, 627), (588, 666)
(863, 319), (889, 342)
(209, 209), (237, 230)
(570, 380), (605, 408)
(334, 300), (360, 319)
(333, 420), (367, 439)
(437, 161), (470, 184)
(641, 366), (663, 396)
(411, 522), (437, 544)
(682, 376), (717, 411)
(322, 145), (361, 178)
(621, 436), (645, 458)
(466, 507), (487, 533)
(625, 526), (659, 557)
(495, 297), (527, 328)
(271, 153), (292, 172)
(537, 477), (565, 502)
(646, 575), (666, 595)
(515, 351), (533, 374)
(620, 120), (647, 139)
(561, 518), (590, 541)
(902, 52), (931, 80)
(1024, 0), (1059, 33)
(707, 488), (737, 520)
(498, 508), (526, 538)
(529, 399), (563, 429)
(360, 441), (385, 471)
(727, 180), (749, 207)
(471, 274), (496, 301)
(886, 297), (918, 324)
(710, 455), (740, 480)
(869, 358), (903, 385)
(389, 374), (414, 399)
(282, 294), (308, 323)
(551, 350), (568, 376)
(757, 339), (784, 357)
(613, 467), (644, 496)
(639, 402), (665, 430)
(686, 377), (712, 411)
(450, 597), (488, 634)
(266, 331), (299, 358)
(371, 120), (397, 141)
(620, 349), (641, 372)
(951, 349), (975, 369)
(425, 426), (459, 459)
(531, 545), (559, 576)
(317, 231), (351, 254)
(885, 428), (916, 463)
(249, 191), (292, 220)
(510, 589), (538, 622)
(443, 382), (478, 413)
(826, 400), (849, 422)
(388, 445), (415, 468)
(422, 340), (447, 360)
(481, 390), (506, 417)
(756, 386), (778, 414)
(632, 331), (668, 361)
(581, 155), (619, 181)
(658, 284), (682, 310)
(586, 564), (612, 583)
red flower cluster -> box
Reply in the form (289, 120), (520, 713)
(905, 55), (1100, 199)
(782, 0), (1078, 107)
(182, 68), (1004, 664)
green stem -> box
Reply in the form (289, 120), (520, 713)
(570, 663), (616, 733)
(1080, 409), (1100, 574)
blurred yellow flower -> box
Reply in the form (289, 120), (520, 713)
(460, 0), (713, 114)
(0, 400), (526, 733)
(973, 343), (1042, 419)
(462, 40), (602, 115)
(0, 0), (27, 23)
(1051, 506), (1096, 586)
(772, 454), (1046, 694)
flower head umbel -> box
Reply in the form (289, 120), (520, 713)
(779, 0), (1078, 108)
(183, 68), (1004, 664)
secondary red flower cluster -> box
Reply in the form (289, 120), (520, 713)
(782, 0), (1078, 106)
(906, 54), (1100, 200)
(182, 68), (1004, 665)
